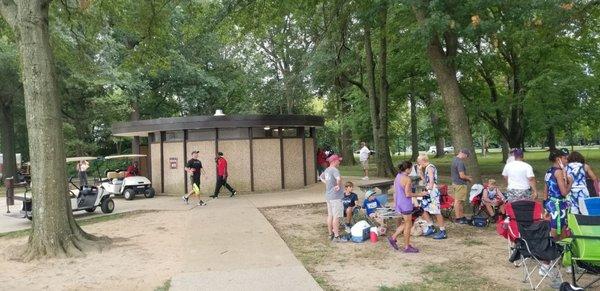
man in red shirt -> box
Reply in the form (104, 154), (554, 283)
(125, 161), (140, 177)
(210, 152), (237, 198)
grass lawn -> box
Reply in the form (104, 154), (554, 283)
(340, 148), (600, 189)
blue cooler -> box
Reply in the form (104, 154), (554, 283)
(351, 220), (371, 242)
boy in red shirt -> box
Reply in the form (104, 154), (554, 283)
(210, 152), (237, 198)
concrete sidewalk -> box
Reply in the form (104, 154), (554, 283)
(0, 176), (390, 290)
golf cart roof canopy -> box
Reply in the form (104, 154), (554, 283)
(104, 154), (147, 160)
(111, 114), (324, 137)
(66, 156), (99, 162)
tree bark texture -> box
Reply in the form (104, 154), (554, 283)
(409, 94), (419, 161)
(414, 4), (482, 183)
(547, 126), (557, 151)
(375, 0), (395, 176)
(501, 138), (510, 163)
(339, 95), (356, 166)
(0, 0), (109, 261)
(424, 93), (444, 157)
(0, 98), (17, 180)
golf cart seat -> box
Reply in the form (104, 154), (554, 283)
(106, 171), (125, 185)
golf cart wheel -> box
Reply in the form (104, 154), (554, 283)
(85, 207), (97, 213)
(123, 188), (135, 200)
(101, 198), (115, 213)
(144, 188), (155, 198)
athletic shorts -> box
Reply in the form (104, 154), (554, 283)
(326, 199), (344, 218)
(544, 198), (569, 231)
(421, 188), (441, 215)
(451, 184), (468, 201)
(191, 175), (200, 187)
(506, 189), (531, 202)
(360, 160), (368, 169)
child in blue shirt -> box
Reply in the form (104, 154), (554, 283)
(363, 190), (384, 228)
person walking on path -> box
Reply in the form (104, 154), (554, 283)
(76, 160), (89, 187)
(319, 154), (348, 242)
(502, 148), (537, 202)
(182, 150), (207, 206)
(210, 152), (238, 198)
(359, 142), (371, 180)
(450, 149), (472, 224)
(388, 161), (426, 253)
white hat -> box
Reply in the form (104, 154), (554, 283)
(365, 189), (376, 199)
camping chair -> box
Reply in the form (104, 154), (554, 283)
(511, 220), (564, 289)
(438, 184), (454, 219)
(563, 213), (600, 289)
(497, 199), (543, 260)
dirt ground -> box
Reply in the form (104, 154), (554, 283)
(261, 203), (587, 291)
(0, 211), (185, 290)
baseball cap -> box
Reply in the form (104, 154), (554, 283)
(559, 148), (570, 156)
(191, 150), (199, 154)
(365, 189), (376, 199)
(459, 148), (471, 157)
(218, 152), (224, 156)
(326, 154), (343, 162)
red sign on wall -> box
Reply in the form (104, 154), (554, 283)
(169, 157), (178, 169)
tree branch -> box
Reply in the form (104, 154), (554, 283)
(0, 0), (17, 30)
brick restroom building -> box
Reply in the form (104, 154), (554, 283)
(111, 114), (324, 194)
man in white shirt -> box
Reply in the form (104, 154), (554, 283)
(359, 142), (371, 180)
(502, 148), (537, 202)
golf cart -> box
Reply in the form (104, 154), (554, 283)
(100, 154), (155, 200)
(21, 157), (115, 220)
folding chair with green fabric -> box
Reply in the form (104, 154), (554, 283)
(563, 213), (600, 289)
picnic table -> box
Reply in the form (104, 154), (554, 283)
(358, 180), (394, 196)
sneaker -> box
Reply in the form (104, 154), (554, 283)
(433, 230), (447, 239)
(197, 200), (207, 206)
(182, 196), (189, 205)
(403, 245), (419, 253)
(332, 236), (348, 243)
(209, 194), (219, 199)
(230, 191), (237, 198)
(422, 226), (435, 236)
(344, 225), (351, 233)
(329, 233), (334, 241)
(454, 217), (469, 224)
(566, 265), (584, 274)
(388, 237), (399, 250)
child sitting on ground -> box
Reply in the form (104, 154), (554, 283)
(363, 190), (386, 233)
(482, 179), (506, 217)
(342, 181), (359, 228)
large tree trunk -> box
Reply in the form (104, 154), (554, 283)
(1, 98), (17, 181)
(547, 126), (557, 151)
(414, 5), (482, 183)
(0, 0), (109, 261)
(363, 24), (380, 168)
(501, 137), (509, 163)
(374, 0), (395, 176)
(339, 96), (356, 166)
(409, 94), (419, 161)
(424, 94), (444, 157)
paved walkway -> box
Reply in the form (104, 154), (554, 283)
(0, 176), (390, 290)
